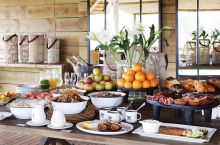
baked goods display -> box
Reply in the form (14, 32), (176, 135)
(147, 92), (214, 106)
(163, 78), (215, 93)
(0, 91), (16, 103)
(98, 122), (122, 132)
(207, 78), (220, 88)
(159, 126), (208, 139)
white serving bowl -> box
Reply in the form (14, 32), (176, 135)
(16, 85), (38, 94)
(52, 96), (89, 115)
(139, 119), (160, 134)
(88, 91), (125, 108)
(10, 107), (32, 119)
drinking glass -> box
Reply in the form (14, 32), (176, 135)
(64, 72), (70, 87)
(70, 72), (77, 87)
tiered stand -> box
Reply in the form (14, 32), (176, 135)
(146, 99), (219, 125)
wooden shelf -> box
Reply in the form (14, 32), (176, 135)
(0, 63), (68, 69)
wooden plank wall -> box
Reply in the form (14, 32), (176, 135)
(161, 0), (176, 78)
(0, 0), (88, 61)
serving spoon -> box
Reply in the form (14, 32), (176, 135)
(136, 102), (146, 112)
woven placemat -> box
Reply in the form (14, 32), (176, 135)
(46, 104), (96, 124)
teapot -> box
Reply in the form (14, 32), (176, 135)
(32, 104), (46, 124)
(51, 110), (66, 128)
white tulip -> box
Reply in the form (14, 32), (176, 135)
(97, 30), (112, 44)
(131, 23), (145, 35)
(87, 32), (99, 41)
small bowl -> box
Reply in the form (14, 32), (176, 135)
(10, 107), (32, 119)
(139, 119), (160, 134)
(16, 85), (38, 94)
(88, 91), (125, 108)
(52, 96), (89, 115)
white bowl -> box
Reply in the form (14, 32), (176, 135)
(16, 85), (38, 94)
(139, 120), (160, 133)
(10, 107), (32, 119)
(88, 91), (125, 108)
(52, 96), (89, 115)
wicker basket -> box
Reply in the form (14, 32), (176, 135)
(28, 35), (44, 63)
(2, 34), (18, 63)
(47, 38), (60, 64)
(46, 104), (96, 124)
(18, 35), (29, 63)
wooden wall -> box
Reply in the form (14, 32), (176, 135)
(0, 0), (88, 61)
(161, 0), (176, 78)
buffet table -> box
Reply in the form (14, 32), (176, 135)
(0, 105), (220, 145)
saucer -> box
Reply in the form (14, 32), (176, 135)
(26, 120), (50, 127)
(0, 112), (12, 120)
(47, 122), (73, 130)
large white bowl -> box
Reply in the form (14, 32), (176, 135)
(52, 96), (89, 115)
(10, 107), (32, 119)
(88, 91), (126, 108)
(16, 85), (38, 94)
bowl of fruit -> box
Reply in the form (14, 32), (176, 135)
(117, 64), (158, 90)
(88, 91), (126, 108)
(75, 68), (116, 92)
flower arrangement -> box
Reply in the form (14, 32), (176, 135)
(87, 23), (169, 69)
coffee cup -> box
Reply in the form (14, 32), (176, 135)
(139, 119), (160, 133)
(99, 108), (110, 121)
(117, 107), (126, 121)
(125, 110), (141, 123)
(51, 110), (66, 128)
(32, 104), (46, 124)
(108, 111), (122, 123)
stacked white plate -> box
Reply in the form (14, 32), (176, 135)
(16, 85), (38, 94)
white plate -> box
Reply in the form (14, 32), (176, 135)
(26, 120), (50, 127)
(133, 122), (217, 143)
(76, 120), (134, 135)
(0, 112), (12, 120)
(47, 122), (73, 130)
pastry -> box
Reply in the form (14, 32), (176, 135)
(98, 122), (122, 132)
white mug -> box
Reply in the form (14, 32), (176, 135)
(99, 108), (110, 121)
(51, 110), (66, 128)
(108, 111), (122, 123)
(32, 104), (46, 124)
(117, 107), (126, 121)
(125, 110), (141, 123)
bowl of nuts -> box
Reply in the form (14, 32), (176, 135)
(52, 89), (89, 115)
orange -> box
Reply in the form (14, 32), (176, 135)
(117, 79), (125, 88)
(145, 71), (156, 80)
(135, 73), (145, 81)
(125, 74), (135, 82)
(150, 79), (158, 87)
(122, 72), (127, 79)
(143, 80), (150, 88)
(133, 80), (143, 89)
(126, 70), (136, 76)
(124, 81), (133, 89)
(132, 64), (142, 72)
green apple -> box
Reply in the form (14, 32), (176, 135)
(92, 82), (97, 88)
(95, 84), (105, 91)
(94, 74), (103, 83)
(83, 84), (94, 91)
(105, 82), (113, 90)
(99, 80), (106, 85)
(89, 74), (95, 81)
(103, 74), (111, 81)
(93, 68), (101, 75)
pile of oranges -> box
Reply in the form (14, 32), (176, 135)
(117, 64), (158, 89)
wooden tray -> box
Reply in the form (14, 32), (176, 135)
(46, 104), (96, 124)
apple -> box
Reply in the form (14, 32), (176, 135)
(95, 84), (105, 91)
(93, 68), (101, 75)
(76, 81), (84, 90)
(89, 74), (95, 81)
(103, 74), (111, 81)
(84, 77), (93, 84)
(92, 82), (97, 88)
(84, 84), (94, 91)
(94, 74), (103, 83)
(99, 80), (106, 85)
(105, 82), (113, 90)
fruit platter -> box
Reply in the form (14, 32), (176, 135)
(75, 67), (116, 92)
